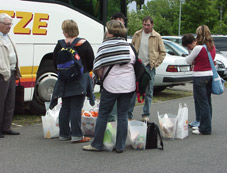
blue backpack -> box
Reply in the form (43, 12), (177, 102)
(57, 38), (84, 81)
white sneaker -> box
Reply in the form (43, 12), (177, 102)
(192, 129), (201, 135)
(142, 116), (149, 122)
(192, 126), (199, 130)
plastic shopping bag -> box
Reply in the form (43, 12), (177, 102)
(41, 102), (61, 139)
(81, 111), (97, 136)
(158, 113), (177, 140)
(82, 98), (100, 113)
(175, 103), (188, 139)
(128, 120), (147, 150)
(103, 122), (117, 151)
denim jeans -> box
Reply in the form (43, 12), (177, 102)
(193, 76), (212, 134)
(107, 101), (117, 122)
(91, 88), (134, 151)
(128, 67), (156, 118)
(59, 95), (85, 140)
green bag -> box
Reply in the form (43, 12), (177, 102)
(103, 122), (116, 151)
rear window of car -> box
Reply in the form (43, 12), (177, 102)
(213, 37), (227, 51)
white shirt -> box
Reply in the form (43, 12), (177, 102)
(138, 30), (150, 66)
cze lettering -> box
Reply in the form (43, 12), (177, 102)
(0, 10), (49, 35)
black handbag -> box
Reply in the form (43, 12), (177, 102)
(14, 79), (25, 114)
(146, 122), (164, 150)
(130, 44), (151, 103)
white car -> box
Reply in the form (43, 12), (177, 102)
(128, 38), (193, 92)
(162, 35), (227, 79)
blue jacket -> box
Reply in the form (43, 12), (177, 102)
(49, 72), (95, 109)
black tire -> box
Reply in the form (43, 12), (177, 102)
(29, 60), (58, 115)
(154, 86), (166, 93)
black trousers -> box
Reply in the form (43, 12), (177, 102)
(0, 71), (16, 132)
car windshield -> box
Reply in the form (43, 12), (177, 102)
(164, 40), (188, 57)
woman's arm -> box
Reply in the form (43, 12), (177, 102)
(186, 45), (202, 65)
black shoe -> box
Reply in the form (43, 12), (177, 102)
(0, 133), (4, 138)
(116, 149), (123, 153)
(2, 130), (20, 135)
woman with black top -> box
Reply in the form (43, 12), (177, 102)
(51, 19), (95, 143)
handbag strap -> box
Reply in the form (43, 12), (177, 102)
(203, 44), (218, 77)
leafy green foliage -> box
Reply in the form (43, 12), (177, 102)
(127, 0), (227, 36)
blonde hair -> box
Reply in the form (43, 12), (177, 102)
(106, 20), (127, 38)
(196, 25), (214, 50)
(62, 19), (79, 37)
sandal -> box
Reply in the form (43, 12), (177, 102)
(72, 137), (90, 143)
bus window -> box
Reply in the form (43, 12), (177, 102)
(70, 0), (99, 19)
(107, 0), (127, 21)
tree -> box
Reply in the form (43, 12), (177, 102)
(181, 0), (219, 34)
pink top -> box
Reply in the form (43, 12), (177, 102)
(103, 47), (136, 93)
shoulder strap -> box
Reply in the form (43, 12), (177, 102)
(58, 37), (81, 48)
(129, 43), (138, 60)
(102, 65), (114, 82)
(203, 44), (218, 77)
(99, 65), (114, 92)
(59, 39), (67, 48)
(70, 37), (81, 48)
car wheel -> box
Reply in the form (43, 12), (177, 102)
(154, 86), (166, 93)
(30, 60), (58, 115)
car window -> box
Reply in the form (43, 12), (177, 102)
(164, 40), (188, 56)
(164, 43), (178, 55)
(213, 37), (227, 51)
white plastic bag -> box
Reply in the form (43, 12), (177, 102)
(103, 122), (117, 151)
(158, 113), (177, 140)
(41, 102), (61, 139)
(82, 98), (100, 112)
(81, 111), (97, 136)
(128, 120), (147, 150)
(175, 103), (188, 139)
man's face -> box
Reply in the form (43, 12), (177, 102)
(0, 18), (12, 35)
(143, 20), (153, 34)
(186, 41), (197, 50)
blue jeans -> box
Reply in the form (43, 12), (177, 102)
(193, 76), (212, 134)
(107, 101), (117, 122)
(91, 88), (134, 151)
(59, 95), (85, 140)
(128, 67), (156, 118)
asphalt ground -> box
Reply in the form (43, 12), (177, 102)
(1, 87), (227, 173)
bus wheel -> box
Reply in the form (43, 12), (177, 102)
(30, 60), (58, 115)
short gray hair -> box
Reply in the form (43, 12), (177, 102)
(0, 13), (12, 23)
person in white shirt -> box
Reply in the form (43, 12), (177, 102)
(128, 16), (166, 121)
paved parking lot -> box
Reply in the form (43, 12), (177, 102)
(1, 87), (227, 173)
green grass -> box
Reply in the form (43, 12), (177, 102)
(12, 115), (42, 127)
(95, 88), (193, 106)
